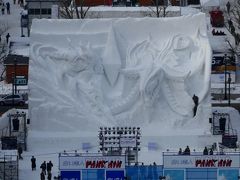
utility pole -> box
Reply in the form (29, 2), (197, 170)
(12, 72), (14, 106)
(224, 54), (228, 100)
(14, 59), (17, 94)
(228, 72), (231, 106)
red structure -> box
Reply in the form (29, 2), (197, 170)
(75, 0), (112, 6)
(210, 10), (224, 27)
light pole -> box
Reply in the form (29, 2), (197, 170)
(224, 54), (228, 100)
(12, 72), (14, 106)
(14, 59), (17, 94)
(228, 72), (231, 106)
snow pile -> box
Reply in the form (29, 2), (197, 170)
(29, 13), (212, 135)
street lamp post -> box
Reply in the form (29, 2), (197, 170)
(12, 72), (14, 106)
(14, 59), (17, 94)
(228, 72), (231, 106)
(20, 15), (23, 37)
(224, 54), (228, 100)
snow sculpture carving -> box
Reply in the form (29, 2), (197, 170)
(29, 14), (212, 133)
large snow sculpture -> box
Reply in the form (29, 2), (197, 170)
(29, 13), (212, 133)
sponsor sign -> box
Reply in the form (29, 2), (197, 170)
(61, 171), (81, 180)
(15, 76), (27, 85)
(120, 137), (136, 147)
(163, 155), (239, 168)
(211, 72), (235, 83)
(212, 56), (236, 72)
(106, 170), (125, 180)
(218, 169), (239, 180)
(59, 156), (125, 170)
(164, 169), (184, 180)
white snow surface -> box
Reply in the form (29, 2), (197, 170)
(29, 13), (212, 135)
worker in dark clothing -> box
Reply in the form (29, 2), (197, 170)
(226, 1), (230, 14)
(209, 148), (213, 155)
(47, 172), (52, 180)
(18, 146), (23, 159)
(192, 94), (199, 117)
(31, 156), (36, 170)
(228, 19), (233, 30)
(40, 171), (45, 180)
(178, 148), (182, 155)
(203, 147), (208, 155)
(184, 146), (190, 155)
(6, 2), (10, 14)
(47, 161), (53, 174)
(6, 33), (10, 44)
(40, 161), (47, 175)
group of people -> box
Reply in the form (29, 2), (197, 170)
(40, 160), (53, 180)
(30, 156), (54, 180)
(178, 146), (191, 155)
(212, 29), (226, 36)
(1, 2), (10, 15)
(203, 147), (213, 155)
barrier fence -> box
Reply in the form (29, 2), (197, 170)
(59, 152), (240, 180)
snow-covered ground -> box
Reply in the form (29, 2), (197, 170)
(0, 0), (240, 179)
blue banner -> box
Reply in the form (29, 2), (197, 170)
(218, 169), (239, 180)
(106, 170), (124, 180)
(164, 169), (184, 180)
(61, 171), (81, 180)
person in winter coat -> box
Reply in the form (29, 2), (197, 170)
(47, 161), (53, 174)
(6, 33), (10, 44)
(40, 171), (45, 180)
(40, 161), (47, 175)
(31, 156), (36, 170)
(1, 3), (5, 15)
(203, 147), (208, 155)
(6, 2), (10, 14)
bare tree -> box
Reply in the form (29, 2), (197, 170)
(148, 0), (169, 17)
(59, 0), (91, 19)
(225, 1), (240, 56)
(0, 21), (9, 81)
(231, 0), (240, 27)
(0, 21), (9, 60)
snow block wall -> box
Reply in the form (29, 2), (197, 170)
(29, 13), (212, 134)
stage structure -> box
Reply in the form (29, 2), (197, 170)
(98, 127), (141, 165)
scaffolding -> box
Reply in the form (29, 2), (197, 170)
(0, 151), (18, 180)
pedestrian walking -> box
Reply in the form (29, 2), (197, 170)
(6, 2), (10, 14)
(6, 33), (10, 44)
(0, 35), (1, 43)
(47, 161), (53, 174)
(40, 161), (47, 175)
(40, 171), (45, 180)
(1, 3), (5, 15)
(47, 172), (52, 180)
(228, 19), (233, 30)
(17, 145), (23, 160)
(178, 148), (182, 155)
(31, 156), (36, 170)
(226, 1), (230, 14)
